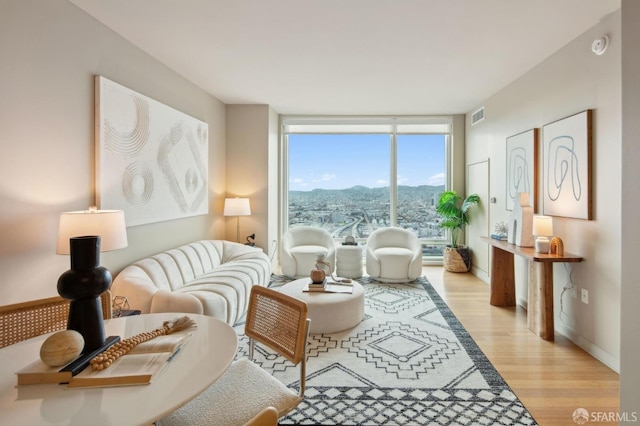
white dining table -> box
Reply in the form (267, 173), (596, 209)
(0, 313), (238, 425)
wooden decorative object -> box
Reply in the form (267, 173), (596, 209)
(310, 269), (326, 284)
(549, 237), (564, 256)
(40, 330), (84, 367)
(90, 316), (196, 371)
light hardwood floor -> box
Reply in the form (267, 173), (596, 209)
(424, 266), (620, 426)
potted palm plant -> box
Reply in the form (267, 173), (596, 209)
(436, 190), (480, 272)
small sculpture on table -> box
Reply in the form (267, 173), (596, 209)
(315, 252), (352, 284)
(549, 237), (564, 256)
(112, 296), (130, 318)
(491, 221), (509, 241)
(310, 267), (326, 284)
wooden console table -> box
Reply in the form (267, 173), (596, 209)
(481, 236), (583, 341)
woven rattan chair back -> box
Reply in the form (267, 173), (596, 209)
(0, 291), (112, 349)
(245, 286), (308, 365)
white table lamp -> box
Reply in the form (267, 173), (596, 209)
(224, 197), (251, 243)
(532, 215), (554, 253)
(57, 207), (128, 254)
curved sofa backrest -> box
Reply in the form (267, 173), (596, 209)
(285, 226), (333, 247)
(129, 241), (224, 293)
(172, 240), (224, 278)
(111, 240), (270, 312)
(116, 240), (268, 283)
(369, 227), (419, 250)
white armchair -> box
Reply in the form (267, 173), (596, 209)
(365, 227), (422, 283)
(280, 226), (336, 278)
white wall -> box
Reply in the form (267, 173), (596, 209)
(225, 105), (279, 262)
(268, 108), (280, 266)
(466, 11), (622, 370)
(620, 0), (640, 419)
(0, 0), (226, 305)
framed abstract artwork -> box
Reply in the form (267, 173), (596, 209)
(506, 128), (538, 212)
(95, 76), (209, 227)
(542, 110), (592, 220)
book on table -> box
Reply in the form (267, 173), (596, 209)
(16, 360), (74, 385)
(15, 335), (121, 385)
(306, 278), (327, 291)
(303, 280), (354, 294)
(66, 332), (191, 389)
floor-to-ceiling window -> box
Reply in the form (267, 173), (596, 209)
(282, 117), (452, 259)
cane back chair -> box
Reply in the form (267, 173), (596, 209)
(0, 291), (112, 349)
(158, 285), (310, 426)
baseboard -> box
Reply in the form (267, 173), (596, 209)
(517, 296), (528, 310)
(448, 265), (618, 372)
(556, 323), (620, 373)
(470, 266), (489, 284)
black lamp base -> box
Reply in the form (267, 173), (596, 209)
(57, 236), (112, 353)
(67, 297), (107, 352)
(59, 335), (121, 378)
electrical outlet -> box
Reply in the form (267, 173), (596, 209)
(581, 288), (589, 304)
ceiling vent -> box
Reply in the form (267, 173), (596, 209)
(471, 106), (485, 125)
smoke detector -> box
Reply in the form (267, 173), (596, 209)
(591, 35), (609, 56)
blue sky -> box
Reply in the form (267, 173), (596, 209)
(289, 133), (445, 191)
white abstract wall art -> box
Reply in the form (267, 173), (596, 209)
(96, 76), (209, 227)
(506, 128), (538, 212)
(542, 110), (592, 220)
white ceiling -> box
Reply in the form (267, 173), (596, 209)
(71, 0), (619, 116)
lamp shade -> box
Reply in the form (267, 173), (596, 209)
(532, 215), (553, 237)
(223, 198), (251, 217)
(57, 208), (128, 254)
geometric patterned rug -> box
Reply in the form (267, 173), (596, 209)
(232, 275), (537, 425)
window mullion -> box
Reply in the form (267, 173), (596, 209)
(390, 128), (398, 227)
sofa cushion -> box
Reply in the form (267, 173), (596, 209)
(150, 290), (203, 315)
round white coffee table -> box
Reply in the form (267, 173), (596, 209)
(279, 278), (365, 334)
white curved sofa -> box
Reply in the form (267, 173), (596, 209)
(110, 240), (271, 325)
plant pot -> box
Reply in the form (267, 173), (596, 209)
(443, 246), (471, 272)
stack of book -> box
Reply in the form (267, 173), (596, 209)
(16, 332), (191, 388)
(303, 279), (354, 294)
(306, 278), (327, 292)
(491, 233), (508, 241)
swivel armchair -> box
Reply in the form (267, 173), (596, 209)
(280, 226), (336, 278)
(365, 227), (422, 283)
